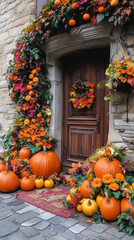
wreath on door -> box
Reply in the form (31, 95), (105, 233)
(69, 78), (95, 109)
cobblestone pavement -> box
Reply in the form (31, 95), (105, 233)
(0, 193), (133, 240)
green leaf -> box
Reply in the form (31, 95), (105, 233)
(112, 191), (121, 200)
(108, 16), (115, 23)
(97, 81), (106, 89)
(97, 14), (105, 23)
(28, 144), (41, 155)
(62, 199), (69, 209)
(42, 0), (52, 10)
(130, 197), (134, 205)
(92, 212), (101, 224)
(12, 194), (18, 198)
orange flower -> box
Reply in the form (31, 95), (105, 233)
(11, 159), (17, 165)
(18, 133), (24, 139)
(113, 60), (119, 65)
(91, 178), (102, 188)
(102, 174), (113, 184)
(46, 143), (52, 149)
(109, 183), (119, 191)
(115, 173), (125, 182)
(127, 68), (133, 75)
(120, 76), (127, 83)
(39, 118), (44, 123)
(105, 147), (111, 157)
(68, 162), (82, 174)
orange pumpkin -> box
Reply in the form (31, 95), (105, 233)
(98, 6), (105, 13)
(19, 147), (30, 159)
(83, 13), (90, 21)
(30, 146), (61, 179)
(68, 19), (76, 27)
(20, 176), (35, 191)
(100, 195), (120, 221)
(94, 157), (122, 178)
(109, 0), (119, 6)
(71, 3), (78, 9)
(29, 74), (34, 79)
(0, 163), (6, 173)
(20, 170), (29, 178)
(121, 198), (134, 217)
(0, 163), (19, 192)
(31, 69), (37, 75)
(80, 180), (93, 198)
(24, 119), (30, 125)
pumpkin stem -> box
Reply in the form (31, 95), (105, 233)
(88, 199), (91, 206)
(6, 162), (9, 173)
(105, 192), (110, 204)
(108, 154), (114, 162)
(43, 145), (47, 153)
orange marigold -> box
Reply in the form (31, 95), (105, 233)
(102, 174), (113, 184)
(91, 178), (102, 188)
(115, 173), (125, 182)
(127, 68), (133, 75)
(109, 183), (119, 191)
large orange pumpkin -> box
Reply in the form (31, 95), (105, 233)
(100, 195), (120, 221)
(19, 147), (30, 159)
(80, 180), (93, 198)
(94, 157), (122, 178)
(0, 163), (19, 192)
(20, 176), (35, 191)
(30, 146), (61, 179)
(121, 198), (134, 217)
(0, 163), (6, 173)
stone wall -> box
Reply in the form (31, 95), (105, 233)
(108, 33), (134, 161)
(0, 0), (36, 153)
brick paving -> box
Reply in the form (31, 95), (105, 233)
(0, 193), (133, 240)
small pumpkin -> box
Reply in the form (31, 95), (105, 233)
(100, 193), (120, 221)
(66, 194), (71, 202)
(80, 180), (93, 198)
(70, 187), (78, 196)
(30, 146), (61, 179)
(44, 179), (54, 188)
(20, 176), (35, 191)
(121, 198), (134, 217)
(96, 194), (104, 208)
(68, 19), (76, 27)
(0, 163), (6, 173)
(20, 170), (29, 179)
(83, 13), (90, 21)
(82, 199), (98, 216)
(19, 147), (30, 159)
(94, 157), (122, 178)
(109, 0), (119, 6)
(0, 163), (19, 193)
(35, 178), (44, 188)
(76, 204), (82, 212)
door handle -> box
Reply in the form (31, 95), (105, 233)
(97, 114), (100, 133)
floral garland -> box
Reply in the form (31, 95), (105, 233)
(69, 78), (95, 109)
(98, 58), (134, 101)
(1, 0), (134, 172)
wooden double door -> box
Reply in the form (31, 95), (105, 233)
(61, 48), (109, 172)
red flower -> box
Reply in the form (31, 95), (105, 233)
(81, 98), (84, 102)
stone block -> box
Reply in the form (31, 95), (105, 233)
(53, 225), (66, 233)
(20, 227), (38, 238)
(100, 232), (119, 240)
(8, 231), (29, 240)
(34, 221), (50, 230)
(5, 38), (14, 44)
(81, 229), (100, 238)
(89, 223), (109, 233)
(9, 25), (23, 37)
(38, 212), (56, 220)
(0, 32), (8, 41)
(21, 217), (41, 227)
(49, 233), (67, 240)
(16, 205), (37, 214)
(69, 223), (86, 233)
(60, 218), (79, 228)
(0, 220), (19, 237)
(15, 211), (37, 224)
(8, 0), (21, 10)
(49, 215), (66, 225)
(62, 229), (75, 239)
(106, 227), (125, 238)
(0, 22), (6, 29)
(0, 210), (13, 220)
(42, 228), (57, 237)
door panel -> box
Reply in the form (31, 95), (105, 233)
(61, 48), (109, 171)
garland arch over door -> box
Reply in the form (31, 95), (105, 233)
(61, 48), (109, 171)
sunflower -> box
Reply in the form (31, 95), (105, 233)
(109, 183), (119, 191)
(91, 178), (102, 188)
(115, 173), (125, 182)
(102, 174), (113, 184)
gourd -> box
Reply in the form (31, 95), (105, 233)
(30, 146), (61, 179)
(121, 198), (134, 217)
(44, 179), (54, 188)
(100, 193), (120, 221)
(0, 163), (19, 192)
(94, 156), (122, 178)
(20, 176), (35, 191)
(35, 178), (44, 188)
(80, 180), (93, 198)
(82, 199), (98, 216)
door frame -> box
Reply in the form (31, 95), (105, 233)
(43, 22), (119, 162)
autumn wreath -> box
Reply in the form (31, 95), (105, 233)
(69, 78), (95, 109)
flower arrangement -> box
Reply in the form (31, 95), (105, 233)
(98, 58), (134, 101)
(69, 78), (95, 109)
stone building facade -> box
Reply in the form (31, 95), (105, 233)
(0, 0), (134, 161)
